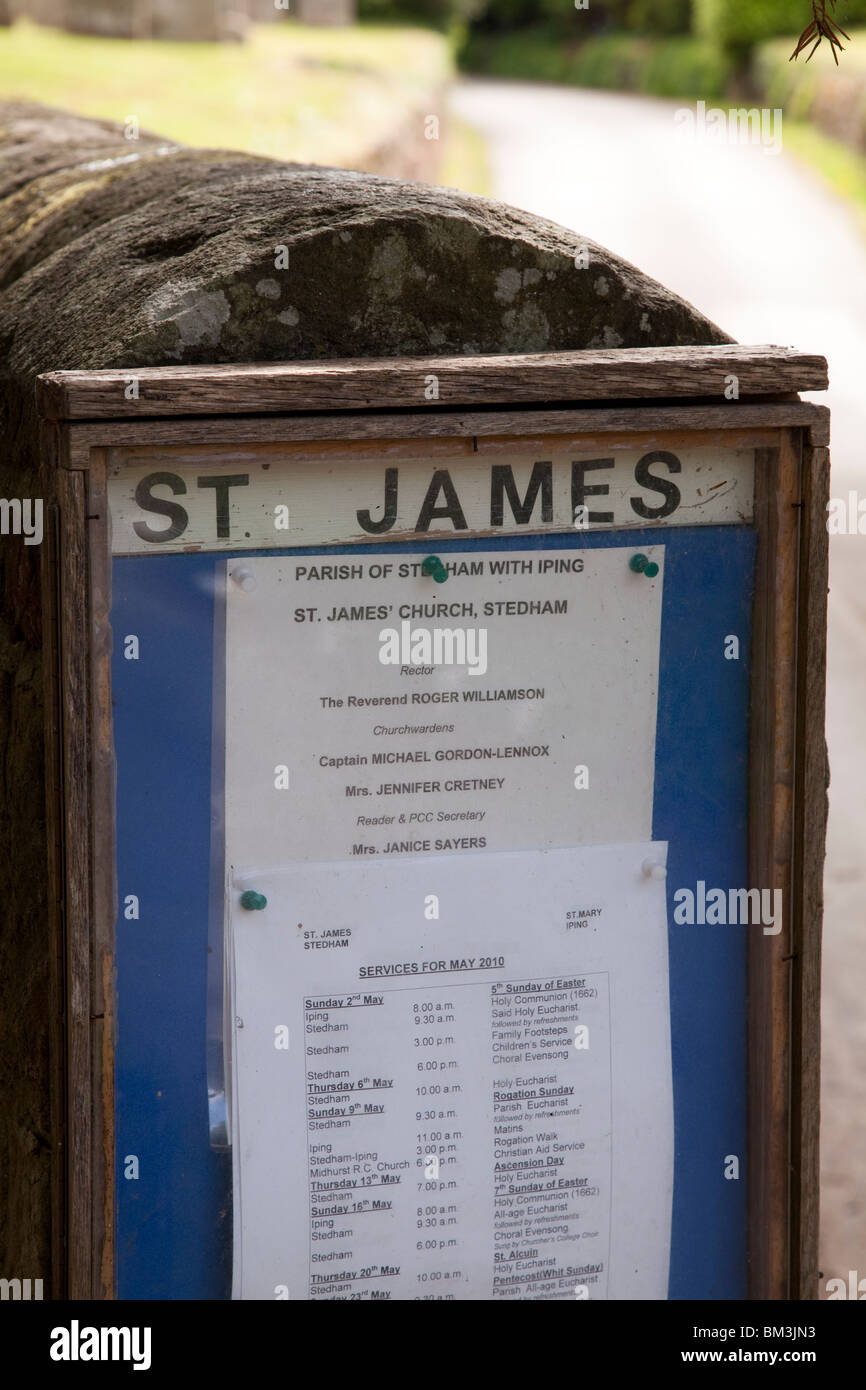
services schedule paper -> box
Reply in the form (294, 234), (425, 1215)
(229, 845), (673, 1300)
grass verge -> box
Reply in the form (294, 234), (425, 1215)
(783, 119), (866, 235)
(0, 17), (453, 167)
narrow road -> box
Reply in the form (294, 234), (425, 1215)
(450, 77), (866, 1291)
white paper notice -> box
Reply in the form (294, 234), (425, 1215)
(229, 843), (673, 1301)
(225, 545), (664, 864)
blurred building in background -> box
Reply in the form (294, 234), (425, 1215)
(1, 0), (359, 34)
(297, 0), (357, 24)
(4, 0), (254, 39)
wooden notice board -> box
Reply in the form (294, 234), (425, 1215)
(37, 345), (829, 1302)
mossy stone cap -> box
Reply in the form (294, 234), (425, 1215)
(0, 98), (731, 380)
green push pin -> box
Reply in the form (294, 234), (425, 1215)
(240, 890), (267, 911)
(421, 555), (449, 584)
(629, 553), (659, 579)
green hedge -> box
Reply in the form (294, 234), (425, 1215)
(572, 33), (655, 86)
(463, 0), (631, 37)
(357, 0), (864, 49)
(693, 0), (866, 50)
(357, 0), (478, 30)
(641, 35), (733, 94)
(454, 0), (688, 38)
(458, 31), (575, 80)
(625, 0), (691, 35)
(472, 0), (688, 36)
(457, 31), (733, 97)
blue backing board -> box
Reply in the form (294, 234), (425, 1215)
(112, 524), (755, 1300)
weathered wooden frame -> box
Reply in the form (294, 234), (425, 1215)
(37, 346), (829, 1301)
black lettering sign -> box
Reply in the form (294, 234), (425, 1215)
(630, 450), (682, 520)
(571, 458), (614, 524)
(490, 462), (553, 526)
(132, 471), (188, 543)
(415, 470), (468, 532)
(357, 467), (399, 534)
(196, 474), (249, 539)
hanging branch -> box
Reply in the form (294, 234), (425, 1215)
(790, 0), (851, 63)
